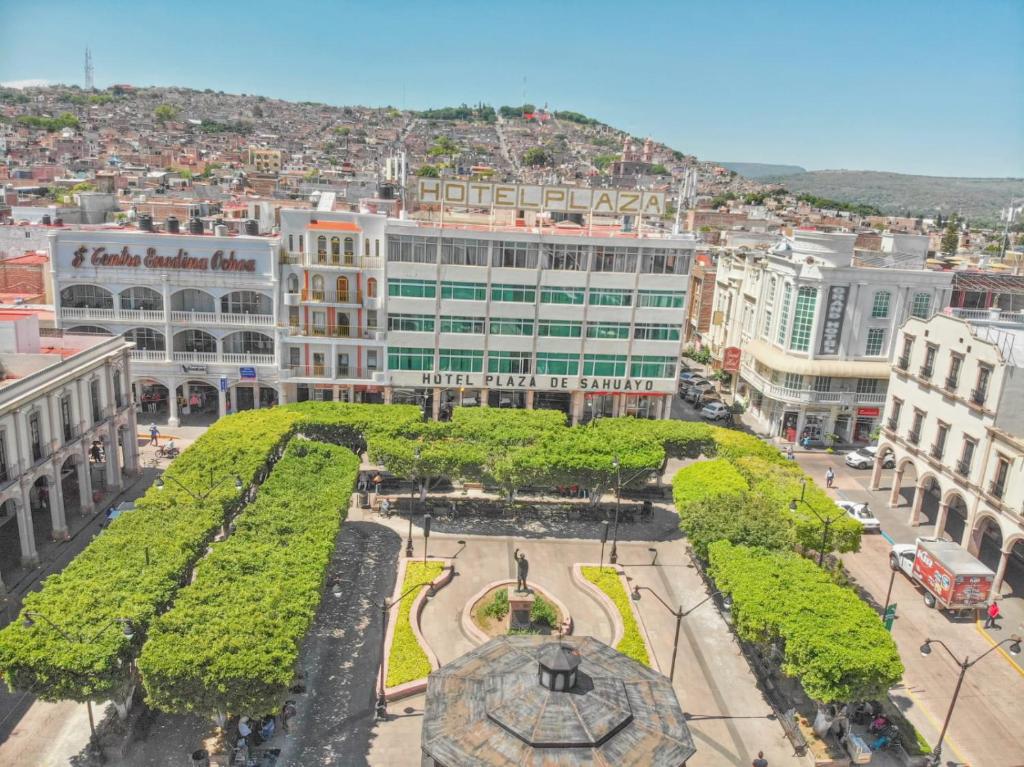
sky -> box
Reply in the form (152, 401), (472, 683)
(1, 0), (1022, 177)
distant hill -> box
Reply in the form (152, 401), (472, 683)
(762, 169), (1024, 224)
(719, 162), (806, 179)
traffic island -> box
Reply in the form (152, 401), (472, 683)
(573, 564), (655, 668)
(463, 580), (573, 644)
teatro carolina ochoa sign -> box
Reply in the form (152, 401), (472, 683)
(71, 245), (257, 272)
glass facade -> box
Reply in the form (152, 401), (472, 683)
(633, 323), (680, 341)
(588, 288), (632, 307)
(439, 348), (483, 372)
(788, 287), (817, 352)
(636, 290), (685, 308)
(488, 351), (532, 374)
(537, 319), (582, 337)
(389, 347), (434, 371)
(389, 279), (436, 298)
(441, 281), (486, 300)
(439, 315), (484, 334)
(630, 355), (675, 378)
(866, 328), (885, 356)
(489, 317), (534, 336)
(871, 291), (891, 319)
(541, 286), (585, 305)
(583, 354), (627, 376)
(387, 314), (434, 332)
(776, 284), (792, 345)
(911, 292), (931, 319)
(586, 322), (630, 339)
(536, 352), (580, 375)
(491, 283), (537, 302)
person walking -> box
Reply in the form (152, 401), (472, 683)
(149, 422), (160, 446)
(825, 467), (835, 488)
(985, 600), (1001, 629)
(280, 700), (297, 734)
(786, 446), (795, 461)
(752, 751), (768, 767)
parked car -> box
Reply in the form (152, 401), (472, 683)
(701, 402), (731, 421)
(845, 445), (896, 470)
(684, 381), (714, 401)
(694, 390), (722, 408)
(679, 376), (709, 394)
(836, 501), (880, 533)
(679, 371), (699, 383)
(890, 537), (994, 611)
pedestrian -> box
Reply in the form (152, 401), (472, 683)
(984, 600), (1001, 629)
(752, 751), (768, 767)
(149, 422), (159, 446)
(786, 446), (795, 461)
(357, 472), (367, 492)
(238, 716), (253, 748)
(280, 700), (297, 734)
(372, 473), (383, 493)
(825, 467), (835, 488)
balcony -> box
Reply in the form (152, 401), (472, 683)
(740, 363), (886, 407)
(130, 349), (168, 362)
(287, 324), (386, 342)
(284, 365), (378, 381)
(170, 311), (274, 327)
(30, 441), (51, 466)
(919, 364), (933, 380)
(908, 429), (921, 445)
(896, 355), (910, 371)
(300, 289), (362, 304)
(171, 352), (276, 366)
(971, 388), (987, 407)
(62, 306), (164, 323)
(0, 461), (18, 489)
(945, 307), (1024, 326)
(886, 417), (899, 431)
(929, 444), (944, 461)
(956, 459), (971, 477)
(944, 376), (959, 392)
(989, 479), (1006, 499)
(62, 422), (82, 443)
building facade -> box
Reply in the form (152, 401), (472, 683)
(0, 314), (137, 587)
(49, 228), (281, 426)
(711, 231), (953, 444)
(876, 309), (1024, 597)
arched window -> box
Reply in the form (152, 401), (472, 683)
(119, 286), (163, 311)
(67, 325), (112, 335)
(366, 277), (378, 298)
(61, 285), (114, 309)
(312, 275), (325, 290)
(331, 237), (340, 257)
(287, 274), (299, 293)
(176, 330), (216, 353)
(344, 237), (354, 256)
(126, 327), (165, 351)
(317, 235), (327, 256)
(336, 276), (349, 300)
(337, 312), (351, 334)
(223, 331), (274, 355)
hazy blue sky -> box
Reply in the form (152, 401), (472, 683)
(2, 0), (1021, 177)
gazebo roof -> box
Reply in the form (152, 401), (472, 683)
(422, 635), (696, 767)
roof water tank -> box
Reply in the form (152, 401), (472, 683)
(139, 215), (154, 232)
(41, 214), (52, 225)
(189, 217), (204, 235)
(214, 224), (228, 237)
(166, 216), (180, 234)
(244, 219), (259, 236)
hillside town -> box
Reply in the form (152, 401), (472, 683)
(0, 78), (1022, 767)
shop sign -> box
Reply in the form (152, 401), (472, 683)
(181, 364), (209, 374)
(239, 367), (257, 381)
(219, 376), (228, 392)
(388, 371), (674, 394)
(71, 245), (257, 272)
(722, 347), (741, 373)
(817, 285), (849, 356)
(416, 179), (665, 216)
(856, 407), (880, 417)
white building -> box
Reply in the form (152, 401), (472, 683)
(0, 312), (137, 589)
(876, 308), (1024, 597)
(710, 231), (954, 444)
(49, 226), (281, 426)
(278, 210), (696, 422)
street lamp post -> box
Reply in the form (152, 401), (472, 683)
(919, 635), (1021, 766)
(21, 611), (135, 753)
(376, 580), (438, 719)
(630, 586), (723, 682)
(406, 448), (420, 558)
(155, 469), (243, 501)
(789, 478), (844, 567)
(610, 455), (621, 564)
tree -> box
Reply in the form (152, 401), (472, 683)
(416, 164), (439, 177)
(154, 103), (179, 123)
(682, 493), (795, 561)
(649, 163), (668, 175)
(940, 217), (960, 257)
(428, 135), (459, 166)
(522, 146), (550, 167)
(368, 426), (486, 501)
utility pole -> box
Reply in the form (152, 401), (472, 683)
(84, 47), (94, 91)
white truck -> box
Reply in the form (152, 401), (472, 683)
(890, 537), (994, 612)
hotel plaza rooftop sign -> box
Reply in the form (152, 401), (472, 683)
(417, 179), (666, 217)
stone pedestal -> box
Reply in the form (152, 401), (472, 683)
(509, 590), (535, 631)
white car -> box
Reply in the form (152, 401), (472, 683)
(701, 402), (730, 421)
(837, 501), (881, 532)
(845, 445), (896, 470)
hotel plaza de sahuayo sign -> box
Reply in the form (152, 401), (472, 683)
(390, 371), (675, 394)
(70, 245), (257, 272)
(417, 179), (667, 217)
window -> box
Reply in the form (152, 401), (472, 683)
(288, 234), (294, 252)
(909, 410), (924, 443)
(591, 246), (638, 273)
(991, 456), (1010, 497)
(586, 322), (630, 339)
(488, 351), (532, 374)
(388, 279), (436, 298)
(29, 412), (43, 462)
(911, 292), (932, 319)
(540, 286), (584, 305)
(633, 324), (680, 341)
(387, 314), (435, 332)
(783, 372), (803, 390)
(221, 290), (270, 315)
(439, 348), (483, 372)
(387, 234), (437, 264)
(317, 235), (327, 257)
(776, 284), (793, 345)
(947, 355), (963, 390)
(388, 347), (434, 371)
(0, 432), (8, 483)
(630, 355), (675, 378)
(126, 327), (165, 351)
(441, 238), (488, 266)
(113, 370), (123, 409)
(344, 237), (354, 257)
(490, 317), (534, 336)
(536, 352), (580, 375)
(589, 288), (632, 307)
(366, 350), (379, 370)
(298, 235), (304, 253)
(441, 281), (487, 300)
(491, 284), (536, 303)
(871, 290), (891, 319)
(974, 365), (992, 405)
(762, 278), (777, 339)
(921, 344), (937, 377)
(61, 395), (73, 441)
(958, 438), (977, 476)
(866, 328), (886, 356)
(888, 398), (903, 429)
(366, 311), (378, 329)
(640, 248), (690, 275)
(440, 316), (484, 334)
(90, 379), (101, 423)
(544, 244), (588, 271)
(636, 290), (685, 308)
(366, 277), (377, 298)
(898, 335), (913, 368)
(813, 376), (832, 392)
(856, 378), (879, 394)
(331, 237), (340, 257)
(583, 354), (627, 376)
(537, 319), (582, 338)
(287, 274), (299, 293)
(933, 423), (949, 458)
(789, 287), (818, 351)
(493, 241), (539, 269)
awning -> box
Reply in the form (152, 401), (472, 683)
(742, 339), (891, 378)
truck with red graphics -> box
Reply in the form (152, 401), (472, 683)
(890, 537), (994, 612)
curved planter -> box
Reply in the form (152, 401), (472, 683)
(460, 579), (574, 646)
(381, 558), (455, 702)
(571, 563), (660, 673)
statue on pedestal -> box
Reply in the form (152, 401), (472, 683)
(513, 548), (529, 593)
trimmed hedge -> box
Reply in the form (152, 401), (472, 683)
(137, 441), (359, 716)
(386, 561), (445, 688)
(0, 403), (420, 704)
(581, 567), (650, 666)
(708, 541), (904, 703)
(671, 458), (749, 510)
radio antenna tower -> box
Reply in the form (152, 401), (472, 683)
(84, 47), (94, 90)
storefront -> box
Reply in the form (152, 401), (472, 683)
(854, 407), (880, 443)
